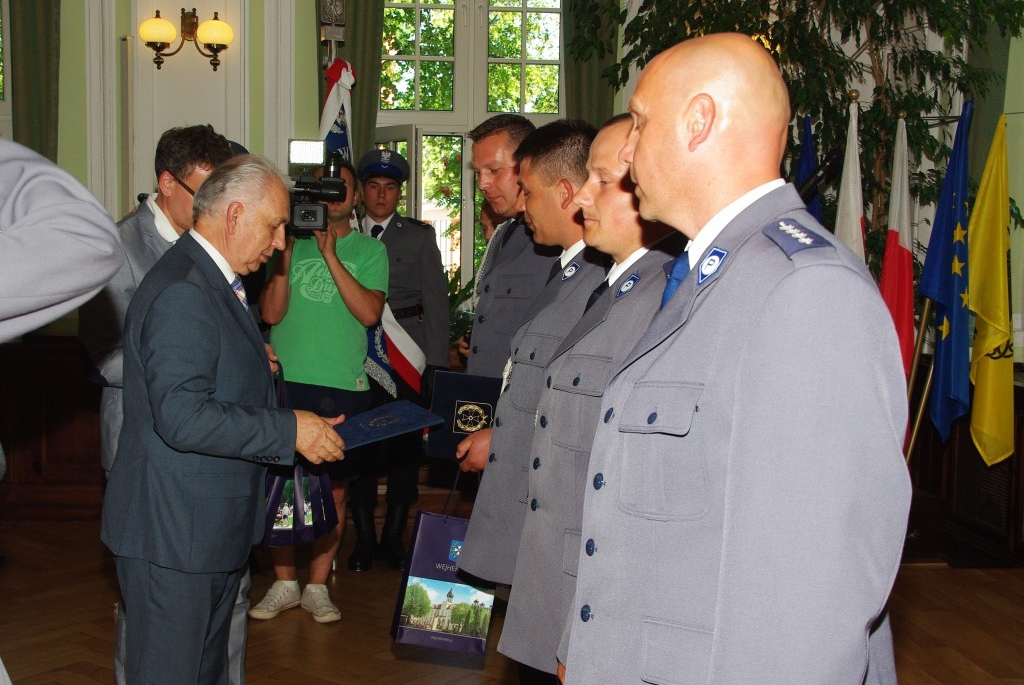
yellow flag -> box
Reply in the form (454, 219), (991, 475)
(968, 115), (1013, 466)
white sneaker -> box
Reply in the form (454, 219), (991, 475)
(248, 580), (301, 620)
(301, 584), (341, 623)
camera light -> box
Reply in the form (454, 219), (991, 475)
(288, 139), (326, 167)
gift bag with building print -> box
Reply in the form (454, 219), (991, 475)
(390, 511), (495, 654)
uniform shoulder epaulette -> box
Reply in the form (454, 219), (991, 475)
(762, 218), (832, 259)
(404, 216), (432, 229)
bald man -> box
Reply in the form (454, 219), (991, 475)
(560, 34), (911, 685)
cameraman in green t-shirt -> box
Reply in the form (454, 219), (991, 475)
(251, 158), (389, 624)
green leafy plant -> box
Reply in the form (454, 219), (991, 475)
(448, 266), (476, 348)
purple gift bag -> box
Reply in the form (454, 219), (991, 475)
(390, 509), (495, 654)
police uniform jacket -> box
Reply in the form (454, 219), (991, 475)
(377, 213), (450, 369)
(561, 185), (911, 685)
(458, 246), (608, 583)
(466, 218), (560, 378)
(79, 201), (173, 473)
(498, 235), (684, 673)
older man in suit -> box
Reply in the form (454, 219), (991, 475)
(498, 114), (682, 677)
(457, 119), (604, 685)
(560, 34), (911, 685)
(101, 155), (346, 685)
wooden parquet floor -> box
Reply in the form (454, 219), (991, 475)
(0, 521), (1020, 684)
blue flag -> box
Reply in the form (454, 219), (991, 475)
(796, 115), (822, 223)
(918, 100), (974, 441)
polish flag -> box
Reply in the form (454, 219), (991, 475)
(835, 101), (866, 261)
(879, 118), (915, 376)
(381, 305), (426, 394)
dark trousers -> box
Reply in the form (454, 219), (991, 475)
(518, 662), (560, 685)
(115, 556), (241, 685)
(349, 374), (422, 509)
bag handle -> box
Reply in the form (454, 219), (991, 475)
(440, 467), (462, 523)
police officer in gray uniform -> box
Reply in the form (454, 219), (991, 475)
(456, 119), (605, 685)
(560, 34), (911, 685)
(350, 149), (449, 569)
(464, 114), (560, 378)
(498, 115), (683, 677)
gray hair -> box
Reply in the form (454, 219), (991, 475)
(192, 154), (284, 224)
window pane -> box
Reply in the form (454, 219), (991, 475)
(420, 8), (454, 57)
(527, 0), (559, 6)
(420, 0), (453, 4)
(490, 0), (522, 7)
(420, 135), (464, 273)
(420, 61), (455, 111)
(383, 7), (416, 56)
(388, 0), (415, 4)
(380, 59), (416, 110)
(488, 11), (521, 58)
(488, 63), (521, 112)
(525, 64), (558, 113)
(526, 12), (559, 60)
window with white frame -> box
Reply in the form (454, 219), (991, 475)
(376, 0), (564, 281)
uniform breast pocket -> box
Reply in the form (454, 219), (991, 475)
(551, 354), (611, 451)
(508, 333), (562, 411)
(617, 381), (709, 521)
(389, 248), (418, 287)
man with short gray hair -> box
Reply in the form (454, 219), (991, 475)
(101, 155), (346, 685)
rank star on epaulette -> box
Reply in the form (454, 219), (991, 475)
(763, 218), (831, 258)
(616, 274), (640, 297)
(562, 261), (580, 280)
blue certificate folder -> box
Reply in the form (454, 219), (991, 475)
(335, 400), (444, 450)
(425, 370), (502, 459)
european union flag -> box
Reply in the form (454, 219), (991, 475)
(918, 100), (974, 441)
(796, 115), (823, 223)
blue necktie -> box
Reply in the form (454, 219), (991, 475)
(230, 275), (249, 311)
(660, 253), (690, 308)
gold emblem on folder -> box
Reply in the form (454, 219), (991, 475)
(454, 401), (492, 434)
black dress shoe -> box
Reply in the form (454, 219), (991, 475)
(347, 506), (377, 572)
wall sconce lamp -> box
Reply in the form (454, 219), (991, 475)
(139, 8), (235, 71)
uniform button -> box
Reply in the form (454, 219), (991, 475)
(585, 539), (596, 556)
(603, 408), (614, 423)
(546, 376), (552, 388)
(572, 376), (580, 386)
(539, 416), (547, 428)
(580, 605), (592, 622)
(478, 314), (485, 323)
(593, 473), (605, 490)
(533, 457), (540, 469)
(488, 453), (496, 463)
(515, 347), (519, 355)
(647, 411), (657, 424)
(529, 351), (536, 360)
(484, 284), (490, 293)
(506, 287), (513, 294)
(530, 499), (538, 511)
(495, 417), (501, 427)
(472, 345), (479, 353)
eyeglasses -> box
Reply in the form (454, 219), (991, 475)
(169, 173), (196, 196)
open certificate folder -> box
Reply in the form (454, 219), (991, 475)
(335, 399), (444, 450)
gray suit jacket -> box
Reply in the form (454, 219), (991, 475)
(377, 213), (450, 368)
(562, 185), (911, 685)
(499, 236), (684, 673)
(466, 218), (560, 378)
(79, 201), (173, 472)
(458, 247), (608, 584)
(0, 137), (121, 343)
(101, 232), (297, 574)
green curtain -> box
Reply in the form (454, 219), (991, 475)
(318, 0), (384, 161)
(563, 0), (616, 127)
(10, 0), (60, 162)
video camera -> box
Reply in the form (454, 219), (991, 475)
(286, 139), (348, 237)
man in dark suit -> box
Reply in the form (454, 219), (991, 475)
(456, 119), (604, 685)
(101, 155), (346, 685)
(560, 34), (910, 685)
(499, 114), (681, 677)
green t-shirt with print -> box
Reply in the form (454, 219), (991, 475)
(269, 231), (388, 391)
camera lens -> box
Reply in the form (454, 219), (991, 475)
(301, 210), (316, 222)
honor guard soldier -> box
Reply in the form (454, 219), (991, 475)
(348, 149), (450, 570)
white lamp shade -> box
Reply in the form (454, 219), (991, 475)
(139, 14), (177, 44)
(197, 18), (234, 46)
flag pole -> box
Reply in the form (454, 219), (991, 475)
(905, 357), (934, 465)
(907, 297), (932, 403)
(905, 296), (935, 465)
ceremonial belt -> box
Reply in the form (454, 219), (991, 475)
(391, 302), (424, 320)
